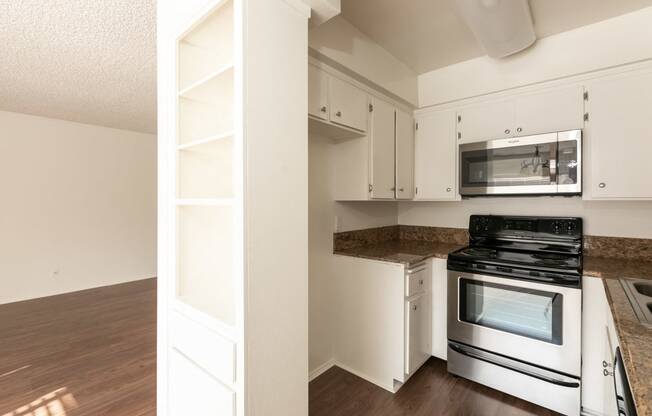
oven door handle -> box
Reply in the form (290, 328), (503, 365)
(448, 341), (580, 388)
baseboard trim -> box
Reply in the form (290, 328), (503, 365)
(309, 359), (336, 381)
(331, 361), (397, 393)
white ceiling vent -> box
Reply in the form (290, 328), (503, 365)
(455, 0), (536, 58)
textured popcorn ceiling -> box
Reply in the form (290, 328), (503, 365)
(0, 0), (156, 133)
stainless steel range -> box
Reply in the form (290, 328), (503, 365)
(447, 215), (582, 416)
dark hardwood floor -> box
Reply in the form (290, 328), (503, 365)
(1, 278), (559, 416)
(0, 279), (156, 416)
(310, 358), (561, 416)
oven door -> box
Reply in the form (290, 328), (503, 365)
(447, 271), (581, 376)
(458, 130), (581, 196)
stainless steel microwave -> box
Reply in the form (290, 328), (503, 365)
(459, 130), (581, 196)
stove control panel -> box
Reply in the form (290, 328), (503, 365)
(469, 215), (582, 239)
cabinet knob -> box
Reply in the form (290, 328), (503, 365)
(602, 360), (612, 368)
(599, 182), (606, 188)
(412, 305), (418, 311)
(419, 279), (424, 285)
(320, 106), (327, 113)
(603, 368), (614, 377)
(390, 187), (396, 191)
(335, 111), (342, 117)
(505, 129), (511, 134)
(399, 187), (404, 192)
(446, 187), (452, 192)
(516, 127), (523, 133)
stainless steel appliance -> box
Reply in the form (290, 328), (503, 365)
(447, 215), (583, 415)
(459, 130), (581, 196)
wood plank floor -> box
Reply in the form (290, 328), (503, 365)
(310, 358), (561, 416)
(0, 279), (156, 416)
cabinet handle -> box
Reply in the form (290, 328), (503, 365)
(516, 127), (523, 133)
(335, 111), (342, 117)
(320, 106), (327, 113)
(603, 368), (614, 377)
(446, 187), (452, 192)
(599, 182), (606, 188)
(504, 129), (511, 134)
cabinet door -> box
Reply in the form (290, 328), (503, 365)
(602, 328), (618, 416)
(586, 70), (652, 199)
(457, 100), (514, 143)
(308, 65), (329, 120)
(395, 109), (415, 200)
(514, 85), (584, 136)
(406, 295), (430, 375)
(415, 110), (457, 200)
(329, 76), (368, 132)
(370, 98), (396, 199)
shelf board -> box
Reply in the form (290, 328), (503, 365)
(178, 131), (234, 150)
(309, 116), (366, 141)
(178, 64), (234, 101)
(176, 198), (233, 207)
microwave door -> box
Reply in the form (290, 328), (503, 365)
(459, 133), (558, 195)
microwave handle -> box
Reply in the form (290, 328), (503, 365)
(549, 141), (558, 185)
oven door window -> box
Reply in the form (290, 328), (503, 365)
(459, 279), (563, 345)
(460, 142), (555, 188)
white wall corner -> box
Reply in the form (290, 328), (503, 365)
(309, 15), (418, 106)
(304, 0), (340, 28)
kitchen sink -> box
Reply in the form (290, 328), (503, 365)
(634, 282), (652, 297)
(620, 278), (652, 327)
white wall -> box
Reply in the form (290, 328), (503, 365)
(0, 111), (156, 304)
(398, 199), (652, 239)
(419, 6), (652, 107)
(309, 15), (418, 106)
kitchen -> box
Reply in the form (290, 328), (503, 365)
(307, 1), (652, 415)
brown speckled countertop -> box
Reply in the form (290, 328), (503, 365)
(584, 256), (652, 416)
(333, 225), (467, 265)
(334, 240), (463, 265)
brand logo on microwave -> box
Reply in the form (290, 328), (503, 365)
(507, 139), (520, 144)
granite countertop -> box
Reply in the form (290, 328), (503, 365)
(334, 240), (463, 265)
(585, 256), (652, 416)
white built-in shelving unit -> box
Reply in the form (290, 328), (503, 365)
(175, 0), (236, 327)
(159, 0), (309, 414)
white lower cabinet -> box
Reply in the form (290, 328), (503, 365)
(405, 294), (431, 375)
(581, 276), (618, 416)
(331, 255), (432, 392)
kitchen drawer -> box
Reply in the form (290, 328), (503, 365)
(405, 262), (429, 297)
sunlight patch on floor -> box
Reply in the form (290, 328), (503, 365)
(2, 388), (78, 416)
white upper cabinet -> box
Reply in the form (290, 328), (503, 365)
(585, 69), (652, 199)
(395, 108), (415, 200)
(415, 110), (457, 200)
(514, 85), (585, 136)
(456, 100), (514, 143)
(457, 86), (584, 144)
(308, 64), (328, 120)
(370, 98), (396, 199)
(329, 76), (369, 132)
